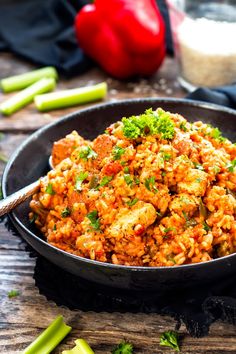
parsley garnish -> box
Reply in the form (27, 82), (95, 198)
(99, 175), (113, 188)
(162, 152), (172, 161)
(227, 159), (236, 173)
(124, 167), (129, 173)
(29, 213), (38, 224)
(75, 171), (89, 191)
(144, 176), (158, 193)
(61, 207), (71, 218)
(79, 146), (97, 160)
(124, 174), (133, 186)
(164, 227), (174, 233)
(127, 198), (139, 206)
(113, 146), (125, 160)
(160, 331), (180, 352)
(122, 108), (175, 140)
(45, 183), (55, 195)
(193, 162), (204, 171)
(203, 221), (211, 232)
(8, 290), (20, 298)
(180, 121), (187, 132)
(112, 341), (133, 354)
(53, 224), (57, 231)
(209, 127), (226, 142)
(87, 210), (100, 231)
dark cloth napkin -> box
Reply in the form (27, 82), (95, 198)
(187, 85), (236, 110)
(0, 0), (172, 77)
(2, 216), (236, 338)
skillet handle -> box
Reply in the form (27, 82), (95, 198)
(0, 180), (40, 217)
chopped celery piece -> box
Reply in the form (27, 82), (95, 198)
(62, 338), (94, 354)
(34, 82), (107, 112)
(0, 66), (58, 93)
(0, 77), (56, 116)
(22, 315), (71, 354)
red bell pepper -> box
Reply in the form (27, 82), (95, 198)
(75, 0), (166, 79)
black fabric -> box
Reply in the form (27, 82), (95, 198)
(0, 0), (92, 77)
(187, 85), (236, 110)
(0, 0), (173, 77)
(3, 215), (236, 338)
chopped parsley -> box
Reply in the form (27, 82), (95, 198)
(124, 166), (129, 173)
(124, 174), (133, 186)
(209, 127), (226, 142)
(79, 146), (97, 160)
(180, 121), (187, 132)
(113, 146), (125, 160)
(75, 171), (89, 191)
(144, 176), (158, 193)
(53, 224), (57, 231)
(61, 207), (71, 218)
(160, 331), (180, 352)
(164, 227), (174, 233)
(99, 175), (113, 188)
(8, 290), (20, 298)
(112, 341), (133, 354)
(203, 221), (211, 232)
(127, 198), (139, 206)
(122, 108), (175, 140)
(193, 162), (204, 171)
(162, 152), (172, 161)
(29, 213), (38, 224)
(87, 210), (100, 231)
(227, 159), (236, 173)
(45, 183), (55, 195)
(195, 178), (202, 183)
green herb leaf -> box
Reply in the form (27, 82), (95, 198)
(180, 121), (187, 132)
(45, 183), (55, 195)
(87, 210), (100, 231)
(99, 175), (113, 188)
(61, 207), (71, 218)
(29, 213), (38, 224)
(53, 224), (57, 231)
(8, 289), (20, 298)
(79, 146), (97, 160)
(209, 127), (226, 142)
(227, 159), (236, 173)
(124, 167), (129, 173)
(160, 331), (180, 352)
(203, 221), (211, 232)
(127, 198), (139, 206)
(164, 227), (174, 233)
(113, 146), (125, 160)
(162, 152), (172, 161)
(124, 174), (133, 186)
(144, 176), (158, 193)
(122, 108), (175, 140)
(75, 171), (89, 191)
(112, 341), (133, 354)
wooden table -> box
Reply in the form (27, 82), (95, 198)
(1, 52), (236, 354)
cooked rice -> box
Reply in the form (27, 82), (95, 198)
(29, 108), (236, 266)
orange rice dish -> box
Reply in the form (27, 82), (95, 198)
(29, 108), (236, 267)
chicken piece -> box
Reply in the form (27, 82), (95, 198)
(107, 201), (156, 239)
(52, 131), (86, 167)
(177, 169), (208, 196)
(169, 193), (199, 217)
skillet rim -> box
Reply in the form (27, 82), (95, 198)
(2, 97), (236, 273)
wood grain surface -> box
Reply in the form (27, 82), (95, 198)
(0, 52), (236, 354)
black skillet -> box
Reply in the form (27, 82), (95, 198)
(2, 98), (236, 291)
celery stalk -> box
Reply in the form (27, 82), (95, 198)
(0, 77), (56, 116)
(0, 67), (58, 93)
(22, 315), (71, 354)
(34, 82), (107, 112)
(62, 339), (95, 354)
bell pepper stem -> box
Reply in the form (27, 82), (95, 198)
(0, 67), (58, 93)
(34, 82), (107, 112)
(0, 77), (56, 116)
(22, 315), (72, 354)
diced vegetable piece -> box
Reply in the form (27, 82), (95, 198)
(0, 67), (58, 93)
(22, 315), (71, 354)
(62, 338), (94, 354)
(0, 77), (56, 116)
(34, 82), (107, 112)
